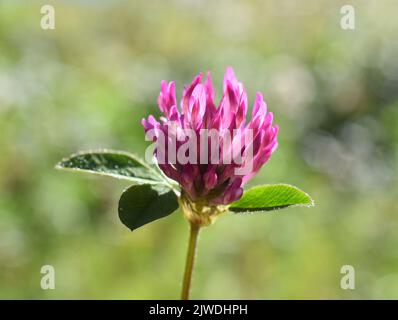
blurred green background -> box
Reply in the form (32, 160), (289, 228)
(0, 0), (397, 299)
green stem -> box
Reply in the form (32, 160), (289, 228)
(181, 222), (200, 300)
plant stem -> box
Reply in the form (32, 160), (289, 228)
(181, 222), (200, 300)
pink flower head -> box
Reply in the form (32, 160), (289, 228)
(142, 67), (278, 206)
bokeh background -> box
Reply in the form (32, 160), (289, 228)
(0, 0), (397, 299)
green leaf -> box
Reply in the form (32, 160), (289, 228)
(55, 150), (166, 185)
(118, 184), (179, 231)
(229, 184), (314, 213)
